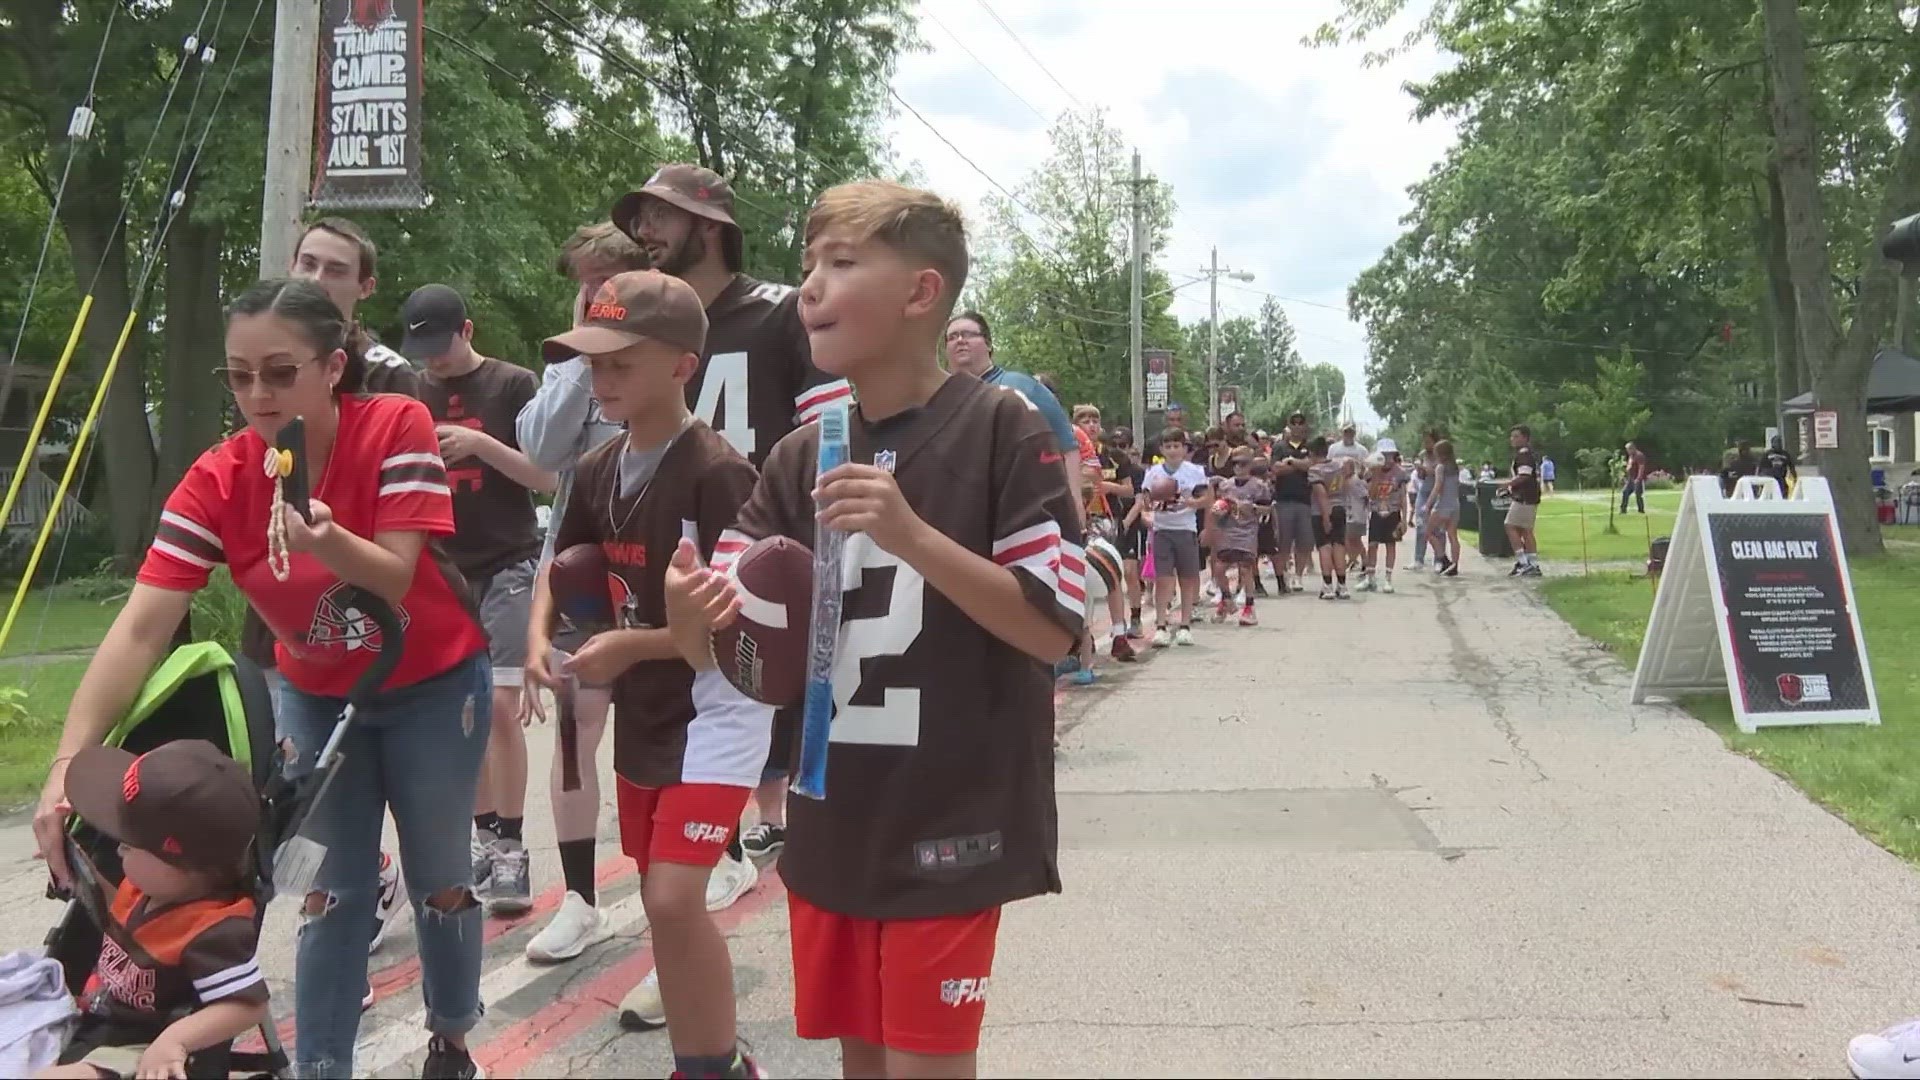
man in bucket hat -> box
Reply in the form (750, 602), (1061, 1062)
(605, 163), (849, 1028)
(45, 740), (269, 1079)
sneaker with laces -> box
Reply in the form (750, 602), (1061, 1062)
(422, 1034), (483, 1079)
(1237, 605), (1257, 627)
(1847, 1017), (1920, 1078)
(470, 828), (496, 899)
(740, 822), (787, 859)
(706, 849), (757, 911)
(1381, 577), (1395, 594)
(1443, 562), (1459, 577)
(1173, 625), (1194, 646)
(370, 850), (405, 953)
(1110, 635), (1138, 662)
(1151, 627), (1171, 648)
(1435, 554), (1452, 574)
(485, 838), (531, 916)
(525, 891), (613, 962)
(1521, 563), (1543, 577)
(1319, 585), (1337, 600)
(1508, 562), (1524, 577)
(619, 968), (666, 1031)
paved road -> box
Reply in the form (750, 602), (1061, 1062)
(3, 552), (1914, 1077)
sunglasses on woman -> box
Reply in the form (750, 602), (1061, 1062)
(214, 356), (317, 393)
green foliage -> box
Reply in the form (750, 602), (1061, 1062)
(190, 571), (248, 655)
(1552, 351), (1653, 464)
(0, 686), (28, 731)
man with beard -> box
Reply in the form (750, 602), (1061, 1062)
(606, 163), (852, 1031)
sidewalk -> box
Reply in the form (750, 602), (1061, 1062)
(4, 553), (1916, 1076)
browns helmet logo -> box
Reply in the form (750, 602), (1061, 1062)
(606, 571), (642, 629)
(305, 581), (412, 652)
(1777, 672), (1804, 705)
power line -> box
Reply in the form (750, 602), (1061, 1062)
(973, 0), (1084, 110)
(921, 8), (1053, 124)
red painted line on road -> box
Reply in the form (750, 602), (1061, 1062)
(237, 853), (637, 1054)
(474, 867), (788, 1079)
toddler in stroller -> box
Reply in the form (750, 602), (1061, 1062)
(39, 643), (294, 1080)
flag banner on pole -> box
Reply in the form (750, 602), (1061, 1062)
(312, 0), (427, 210)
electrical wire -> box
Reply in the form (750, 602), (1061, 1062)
(973, 0), (1084, 110)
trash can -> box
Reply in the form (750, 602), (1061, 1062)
(1477, 482), (1514, 558)
(1459, 483), (1480, 533)
(1648, 536), (1671, 578)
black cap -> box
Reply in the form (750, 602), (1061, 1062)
(399, 283), (468, 361)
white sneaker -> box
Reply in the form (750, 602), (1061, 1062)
(1151, 627), (1171, 648)
(1381, 577), (1395, 594)
(369, 850), (404, 954)
(1849, 1018), (1920, 1078)
(1173, 625), (1194, 647)
(705, 850), (757, 912)
(618, 968), (666, 1031)
(525, 891), (613, 963)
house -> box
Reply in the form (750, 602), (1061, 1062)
(1782, 346), (1920, 476)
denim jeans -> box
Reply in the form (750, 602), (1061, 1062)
(1621, 478), (1646, 514)
(1410, 486), (1430, 565)
(277, 653), (492, 1078)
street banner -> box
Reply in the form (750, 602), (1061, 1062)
(313, 0), (428, 210)
(1630, 475), (1877, 733)
(1144, 350), (1172, 411)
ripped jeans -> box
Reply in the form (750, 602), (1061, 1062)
(276, 653), (492, 1078)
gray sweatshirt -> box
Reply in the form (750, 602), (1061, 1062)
(515, 355), (624, 562)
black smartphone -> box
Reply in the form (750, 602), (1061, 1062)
(276, 417), (313, 522)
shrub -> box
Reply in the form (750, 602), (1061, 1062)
(1645, 470), (1676, 491)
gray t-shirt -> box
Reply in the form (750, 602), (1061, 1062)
(1213, 476), (1269, 553)
(1427, 466), (1461, 514)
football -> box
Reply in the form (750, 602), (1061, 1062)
(1148, 474), (1178, 501)
(712, 536), (814, 708)
(548, 543), (619, 631)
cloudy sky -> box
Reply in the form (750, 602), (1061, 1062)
(883, 0), (1457, 427)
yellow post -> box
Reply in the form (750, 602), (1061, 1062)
(0, 296), (94, 534)
(0, 306), (136, 656)
(1577, 476), (1589, 574)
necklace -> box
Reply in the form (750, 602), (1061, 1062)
(606, 415), (693, 537)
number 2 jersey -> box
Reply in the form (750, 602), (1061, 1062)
(694, 274), (853, 468)
(714, 375), (1087, 919)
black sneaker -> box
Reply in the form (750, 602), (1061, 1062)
(1443, 563), (1459, 577)
(1508, 562), (1524, 577)
(1521, 564), (1543, 578)
(1435, 554), (1452, 574)
(741, 822), (786, 859)
(423, 1035), (480, 1079)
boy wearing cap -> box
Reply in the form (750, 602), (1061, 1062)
(402, 284), (557, 917)
(663, 180), (1083, 1080)
(1358, 442), (1410, 593)
(42, 741), (267, 1080)
(525, 270), (771, 1080)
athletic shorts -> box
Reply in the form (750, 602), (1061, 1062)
(1344, 510), (1367, 539)
(1214, 547), (1256, 564)
(1257, 513), (1278, 556)
(1150, 529), (1202, 576)
(1272, 501), (1314, 560)
(1312, 507), (1347, 549)
(1368, 511), (1402, 544)
(1505, 502), (1539, 529)
(789, 890), (1002, 1055)
(468, 557), (538, 687)
(1117, 524), (1145, 561)
(614, 777), (751, 871)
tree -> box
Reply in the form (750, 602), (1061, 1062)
(1180, 314), (1261, 419)
(1245, 362), (1345, 435)
(1553, 351), (1653, 463)
(1256, 296), (1303, 392)
(969, 108), (1186, 420)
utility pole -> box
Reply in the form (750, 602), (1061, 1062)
(1207, 246), (1219, 428)
(1129, 149), (1144, 438)
(259, 0), (321, 275)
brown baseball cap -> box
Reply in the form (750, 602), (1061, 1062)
(65, 739), (259, 877)
(542, 269), (708, 362)
(612, 164), (739, 244)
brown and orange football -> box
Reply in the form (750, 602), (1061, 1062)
(713, 536), (814, 708)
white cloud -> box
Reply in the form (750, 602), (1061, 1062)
(886, 0), (1458, 426)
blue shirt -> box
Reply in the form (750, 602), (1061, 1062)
(981, 366), (1076, 453)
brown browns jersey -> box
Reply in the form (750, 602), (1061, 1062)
(82, 880), (266, 1027)
(690, 274), (852, 468)
(420, 356), (543, 576)
(1510, 446), (1542, 504)
(714, 375), (1086, 920)
(552, 420), (769, 787)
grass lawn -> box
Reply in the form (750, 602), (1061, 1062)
(0, 657), (89, 809)
(0, 580), (126, 659)
(1541, 549), (1920, 862)
(1463, 487), (1682, 564)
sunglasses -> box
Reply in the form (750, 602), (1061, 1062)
(215, 357), (318, 393)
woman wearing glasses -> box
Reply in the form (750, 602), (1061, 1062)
(32, 278), (492, 1080)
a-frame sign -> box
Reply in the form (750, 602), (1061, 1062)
(1630, 475), (1878, 733)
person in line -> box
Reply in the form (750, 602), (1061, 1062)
(528, 269), (771, 1080)
(402, 284), (557, 917)
(1269, 411), (1317, 593)
(35, 278), (493, 1079)
(1501, 425), (1544, 577)
(1307, 437), (1350, 599)
(1328, 423), (1369, 572)
(1540, 454), (1557, 495)
(1424, 438), (1463, 576)
(1142, 428), (1211, 647)
(663, 177), (1084, 1080)
(1359, 440), (1410, 593)
(1209, 448), (1267, 625)
(1104, 426), (1149, 638)
(611, 163), (855, 1024)
(1408, 429), (1440, 571)
(1621, 441), (1649, 514)
(514, 220), (651, 963)
(943, 312), (1081, 526)
(1719, 439), (1760, 498)
(1761, 436), (1798, 496)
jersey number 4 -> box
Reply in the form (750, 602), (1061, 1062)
(829, 540), (926, 748)
(695, 351), (754, 457)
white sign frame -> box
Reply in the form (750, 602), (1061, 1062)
(1813, 410), (1839, 449)
(1629, 475), (1878, 733)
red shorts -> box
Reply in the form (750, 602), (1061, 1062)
(788, 890), (1002, 1055)
(614, 777), (751, 871)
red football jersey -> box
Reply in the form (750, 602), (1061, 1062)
(139, 393), (487, 696)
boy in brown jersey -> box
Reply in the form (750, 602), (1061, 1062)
(664, 182), (1084, 1078)
(526, 270), (771, 1080)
